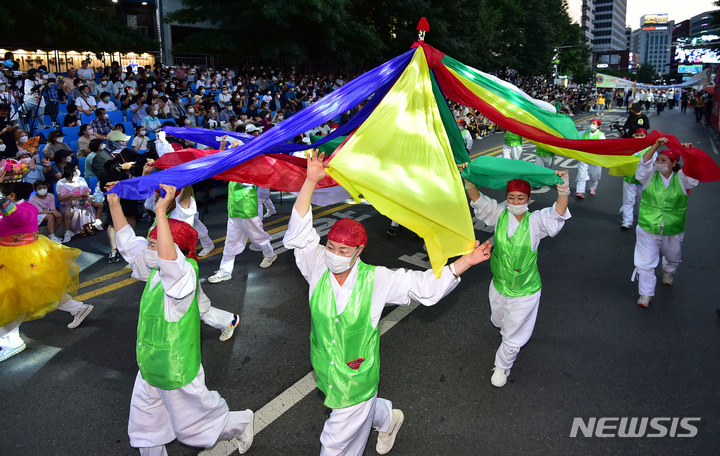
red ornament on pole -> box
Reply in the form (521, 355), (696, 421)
(417, 17), (430, 41)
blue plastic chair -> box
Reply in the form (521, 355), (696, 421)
(63, 126), (81, 138)
(78, 157), (86, 177)
(58, 103), (68, 115)
(87, 176), (99, 195)
(81, 113), (96, 125)
(107, 110), (124, 125)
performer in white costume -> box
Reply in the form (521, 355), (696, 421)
(283, 150), (492, 455)
(631, 137), (699, 308)
(575, 118), (605, 198)
(107, 183), (254, 456)
(465, 172), (570, 387)
(619, 128), (649, 230)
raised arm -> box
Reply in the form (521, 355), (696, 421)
(154, 184), (178, 261)
(105, 182), (128, 232)
(294, 149), (327, 218)
(554, 170), (569, 216)
(642, 137), (668, 163)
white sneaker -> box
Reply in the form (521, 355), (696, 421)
(198, 244), (215, 257)
(208, 270), (232, 283)
(491, 367), (509, 387)
(62, 231), (73, 243)
(259, 254), (277, 268)
(662, 271), (674, 286)
(237, 412), (254, 454)
(0, 343), (26, 362)
(93, 219), (104, 231)
(637, 295), (652, 308)
(68, 304), (93, 329)
(48, 234), (62, 243)
(620, 222), (632, 230)
(219, 314), (240, 341)
(264, 209), (277, 218)
(376, 409), (404, 454)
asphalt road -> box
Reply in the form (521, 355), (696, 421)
(2, 106), (719, 456)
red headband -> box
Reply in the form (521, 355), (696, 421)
(634, 128), (647, 135)
(591, 118), (601, 126)
(506, 179), (531, 197)
(149, 219), (199, 260)
(327, 218), (367, 247)
(660, 149), (680, 163)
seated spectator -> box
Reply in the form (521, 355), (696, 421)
(269, 92), (283, 112)
(178, 115), (193, 127)
(94, 76), (112, 98)
(77, 60), (96, 91)
(46, 149), (73, 189)
(56, 162), (97, 242)
(141, 107), (162, 132)
(60, 68), (77, 98)
(84, 138), (104, 179)
(132, 125), (150, 153)
(77, 124), (98, 157)
(75, 85), (97, 116)
(64, 104), (81, 127)
(168, 94), (186, 120)
(157, 96), (171, 119)
(123, 73), (138, 94)
(223, 116), (240, 131)
(130, 94), (148, 124)
(90, 108), (113, 140)
(45, 131), (73, 158)
(218, 86), (232, 107)
(29, 180), (63, 243)
(96, 92), (117, 112)
(202, 108), (220, 129)
(219, 104), (235, 124)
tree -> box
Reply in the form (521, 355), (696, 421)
(636, 63), (656, 84)
(0, 0), (156, 53)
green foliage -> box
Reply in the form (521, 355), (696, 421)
(636, 63), (657, 84)
(0, 0), (156, 52)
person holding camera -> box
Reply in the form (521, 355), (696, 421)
(19, 69), (47, 131)
(621, 103), (650, 138)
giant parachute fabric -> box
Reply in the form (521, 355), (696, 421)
(109, 28), (720, 276)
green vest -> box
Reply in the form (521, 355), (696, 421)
(535, 146), (555, 157)
(309, 262), (380, 409)
(624, 148), (650, 184)
(228, 181), (259, 218)
(490, 210), (541, 297)
(638, 171), (687, 236)
(136, 258), (201, 389)
(504, 131), (523, 147)
(582, 129), (603, 140)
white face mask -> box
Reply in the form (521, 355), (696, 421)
(56, 137), (64, 143)
(507, 203), (529, 215)
(188, 108), (194, 113)
(37, 188), (48, 196)
(324, 247), (359, 274)
(654, 163), (670, 174)
(101, 143), (107, 150)
(144, 249), (158, 269)
(0, 143), (6, 152)
(589, 124), (598, 132)
(87, 129), (94, 135)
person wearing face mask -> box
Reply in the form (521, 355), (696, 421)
(207, 139), (277, 283)
(43, 131), (73, 164)
(632, 137), (699, 308)
(77, 123), (98, 157)
(141, 107), (162, 133)
(465, 171), (570, 387)
(186, 106), (198, 126)
(283, 151), (492, 455)
(575, 118), (605, 199)
(0, 176), (93, 364)
(104, 184), (255, 455)
(96, 91), (117, 112)
(218, 86), (231, 107)
(29, 180), (63, 243)
(614, 128), (650, 230)
(219, 104), (235, 124)
(56, 162), (97, 241)
(132, 125), (150, 153)
(90, 107), (113, 140)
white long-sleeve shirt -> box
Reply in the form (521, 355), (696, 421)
(635, 155), (699, 194)
(470, 196), (571, 252)
(116, 224), (211, 322)
(283, 208), (460, 328)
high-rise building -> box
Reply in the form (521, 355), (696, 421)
(592, 0), (627, 50)
(630, 14), (674, 75)
(689, 11), (720, 37)
(567, 0), (595, 43)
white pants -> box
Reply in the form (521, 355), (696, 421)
(0, 315), (25, 350)
(632, 225), (683, 296)
(220, 217), (274, 274)
(489, 280), (541, 370)
(129, 366), (252, 452)
(502, 144), (523, 160)
(257, 187), (276, 215)
(193, 214), (214, 250)
(198, 286), (233, 330)
(620, 181), (643, 225)
(535, 155), (554, 169)
(576, 162), (602, 193)
(320, 393), (393, 456)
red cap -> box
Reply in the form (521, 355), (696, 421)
(660, 149), (680, 163)
(633, 128), (647, 135)
(590, 118), (601, 126)
(327, 218), (367, 247)
(459, 120), (467, 126)
(330, 123), (339, 129)
(149, 219), (199, 260)
(506, 179), (531, 197)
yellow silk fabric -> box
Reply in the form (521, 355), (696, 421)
(327, 48), (475, 276)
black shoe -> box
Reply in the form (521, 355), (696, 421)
(108, 250), (120, 264)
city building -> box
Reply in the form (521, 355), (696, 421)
(630, 14), (674, 75)
(567, 0), (595, 43)
(689, 11), (720, 37)
(592, 0), (628, 51)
